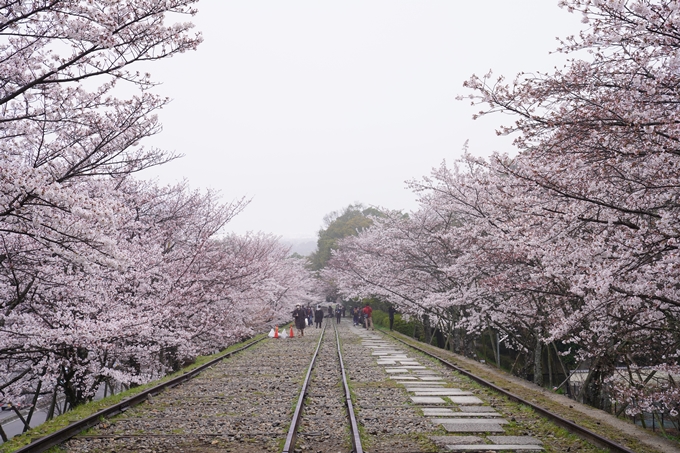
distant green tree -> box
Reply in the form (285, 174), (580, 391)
(309, 204), (382, 271)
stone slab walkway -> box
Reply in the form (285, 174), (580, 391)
(355, 327), (545, 452)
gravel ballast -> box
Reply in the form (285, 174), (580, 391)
(55, 317), (633, 453)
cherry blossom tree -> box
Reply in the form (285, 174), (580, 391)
(0, 1), (318, 427)
(327, 159), (570, 383)
(331, 0), (680, 415)
(462, 0), (680, 412)
(0, 0), (201, 265)
(0, 177), (314, 418)
(0, 1), (202, 419)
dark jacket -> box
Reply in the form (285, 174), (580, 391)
(293, 307), (306, 330)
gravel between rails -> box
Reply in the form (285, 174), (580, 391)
(58, 318), (617, 453)
(63, 327), (322, 453)
(295, 319), (348, 453)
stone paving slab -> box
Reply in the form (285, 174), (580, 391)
(431, 418), (509, 425)
(430, 435), (483, 445)
(448, 396), (485, 405)
(460, 406), (497, 413)
(413, 390), (474, 396)
(488, 436), (542, 445)
(441, 423), (505, 433)
(422, 408), (457, 416)
(358, 331), (530, 445)
(404, 382), (453, 386)
(404, 385), (448, 391)
(446, 445), (543, 451)
(411, 396), (447, 404)
(405, 386), (454, 391)
(385, 368), (409, 373)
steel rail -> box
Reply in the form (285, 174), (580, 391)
(333, 321), (363, 453)
(385, 331), (638, 453)
(281, 321), (327, 453)
(12, 335), (267, 453)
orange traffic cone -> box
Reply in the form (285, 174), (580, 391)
(289, 326), (294, 338)
(274, 326), (279, 339)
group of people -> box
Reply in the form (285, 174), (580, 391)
(292, 303), (326, 337)
(292, 302), (397, 336)
(351, 303), (375, 330)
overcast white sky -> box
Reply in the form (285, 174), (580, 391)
(140, 1), (585, 239)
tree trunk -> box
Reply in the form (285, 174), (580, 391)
(24, 379), (42, 432)
(552, 342), (572, 397)
(495, 331), (501, 368)
(547, 344), (553, 389)
(12, 405), (28, 432)
(46, 384), (58, 421)
(489, 329), (500, 368)
(577, 359), (602, 406)
(533, 336), (543, 387)
(423, 314), (431, 344)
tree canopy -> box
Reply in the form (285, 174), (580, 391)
(325, 0), (680, 417)
(309, 204), (382, 271)
(0, 0), (316, 423)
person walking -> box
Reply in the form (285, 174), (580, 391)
(388, 305), (396, 331)
(352, 307), (359, 326)
(335, 304), (342, 324)
(292, 304), (306, 337)
(314, 304), (324, 328)
(363, 302), (374, 330)
(306, 305), (313, 327)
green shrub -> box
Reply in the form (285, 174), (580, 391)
(373, 310), (388, 327)
(372, 310), (416, 337)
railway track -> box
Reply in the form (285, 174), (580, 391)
(383, 331), (639, 453)
(283, 318), (362, 453)
(7, 316), (663, 453)
(13, 318), (362, 453)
